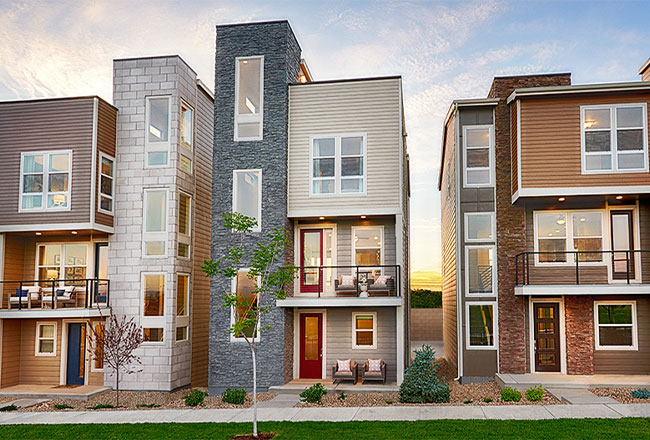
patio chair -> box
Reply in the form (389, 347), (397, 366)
(42, 286), (77, 308)
(332, 360), (358, 384)
(334, 275), (358, 297)
(367, 276), (394, 297)
(8, 286), (41, 309)
(361, 359), (386, 384)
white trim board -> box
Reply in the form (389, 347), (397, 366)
(288, 207), (401, 218)
(0, 223), (114, 234)
(513, 185), (650, 202)
(276, 297), (402, 308)
(515, 284), (650, 296)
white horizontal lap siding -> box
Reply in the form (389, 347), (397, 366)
(288, 79), (402, 215)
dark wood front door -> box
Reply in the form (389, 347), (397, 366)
(533, 303), (560, 372)
(611, 210), (635, 280)
(299, 313), (322, 378)
(300, 229), (323, 293)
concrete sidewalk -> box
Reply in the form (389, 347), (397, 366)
(0, 403), (649, 424)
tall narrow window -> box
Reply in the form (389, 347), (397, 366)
(340, 136), (365, 193)
(467, 303), (496, 349)
(231, 269), (259, 340)
(93, 323), (105, 370)
(233, 170), (262, 232)
(178, 192), (191, 258)
(463, 126), (492, 187)
(143, 189), (168, 257)
(465, 246), (495, 296)
(572, 212), (603, 262)
(176, 274), (190, 342)
(180, 102), (193, 173)
(21, 151), (71, 211)
(235, 56), (264, 141)
(536, 212), (567, 263)
(312, 138), (336, 195)
(145, 96), (170, 167)
(143, 273), (165, 343)
(99, 153), (115, 214)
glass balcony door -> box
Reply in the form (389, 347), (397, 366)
(610, 210), (635, 280)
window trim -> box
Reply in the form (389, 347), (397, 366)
(309, 134), (367, 196)
(464, 212), (495, 243)
(98, 152), (115, 215)
(462, 125), (494, 188)
(178, 191), (192, 258)
(352, 225), (384, 269)
(35, 321), (57, 356)
(234, 55), (264, 142)
(141, 272), (166, 344)
(175, 273), (190, 344)
(230, 268), (261, 343)
(144, 95), (172, 168)
(465, 301), (498, 350)
(580, 103), (649, 175)
(464, 245), (496, 297)
(142, 188), (169, 259)
(19, 150), (73, 212)
(352, 311), (377, 350)
(594, 300), (638, 351)
(180, 100), (194, 174)
(232, 169), (262, 233)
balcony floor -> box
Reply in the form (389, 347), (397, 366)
(0, 384), (111, 401)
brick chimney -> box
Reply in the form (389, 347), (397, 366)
(639, 57), (650, 82)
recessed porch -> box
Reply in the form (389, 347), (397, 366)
(496, 372), (650, 391)
(0, 384), (110, 401)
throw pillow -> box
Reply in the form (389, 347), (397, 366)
(368, 359), (382, 372)
(337, 359), (351, 372)
(340, 275), (354, 286)
(374, 275), (389, 285)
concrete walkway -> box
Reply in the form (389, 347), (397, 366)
(546, 388), (618, 405)
(497, 372), (650, 390)
(0, 403), (649, 424)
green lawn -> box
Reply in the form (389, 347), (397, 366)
(0, 419), (649, 439)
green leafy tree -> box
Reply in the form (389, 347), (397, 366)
(202, 212), (294, 438)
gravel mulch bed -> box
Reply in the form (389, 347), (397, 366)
(298, 358), (563, 407)
(23, 389), (274, 412)
(590, 387), (650, 404)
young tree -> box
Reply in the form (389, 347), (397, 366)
(202, 212), (294, 438)
(87, 309), (144, 407)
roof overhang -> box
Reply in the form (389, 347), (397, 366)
(276, 297), (402, 307)
(507, 81), (650, 104)
(515, 284), (650, 296)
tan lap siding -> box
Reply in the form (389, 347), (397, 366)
(19, 319), (62, 385)
(1, 319), (21, 387)
(325, 308), (397, 382)
(2, 235), (26, 308)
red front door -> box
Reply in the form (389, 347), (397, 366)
(299, 313), (322, 378)
(300, 229), (323, 293)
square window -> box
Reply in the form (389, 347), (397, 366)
(595, 302), (637, 350)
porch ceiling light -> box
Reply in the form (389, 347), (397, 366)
(71, 231), (78, 235)
(35, 232), (42, 236)
(558, 197), (566, 202)
(360, 215), (367, 219)
(616, 195), (623, 200)
(319, 216), (325, 220)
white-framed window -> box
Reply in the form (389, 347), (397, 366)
(35, 322), (56, 356)
(232, 169), (262, 232)
(91, 321), (105, 371)
(594, 301), (638, 350)
(145, 96), (171, 167)
(581, 103), (648, 174)
(37, 243), (89, 284)
(352, 312), (377, 349)
(230, 269), (260, 342)
(98, 153), (115, 215)
(143, 189), (168, 258)
(464, 245), (495, 296)
(464, 212), (495, 242)
(20, 150), (72, 211)
(176, 273), (190, 343)
(234, 56), (264, 141)
(180, 101), (193, 174)
(178, 192), (192, 258)
(463, 125), (493, 187)
(142, 272), (165, 343)
(466, 302), (497, 350)
(534, 210), (604, 265)
(310, 135), (366, 195)
(353, 226), (383, 269)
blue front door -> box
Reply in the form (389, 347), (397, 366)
(66, 323), (85, 385)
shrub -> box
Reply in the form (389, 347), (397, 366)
(299, 383), (328, 404)
(0, 405), (17, 412)
(54, 404), (74, 410)
(399, 345), (450, 403)
(184, 389), (209, 407)
(88, 403), (115, 410)
(463, 399), (472, 404)
(501, 387), (522, 402)
(483, 397), (493, 403)
(385, 400), (393, 405)
(631, 388), (650, 399)
(410, 290), (442, 308)
(136, 403), (161, 408)
(525, 385), (544, 402)
(337, 391), (347, 401)
(222, 388), (247, 405)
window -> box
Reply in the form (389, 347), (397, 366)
(35, 322), (56, 356)
(37, 243), (88, 284)
(176, 274), (190, 343)
(463, 126), (493, 187)
(535, 211), (604, 265)
(465, 213), (495, 242)
(144, 328), (163, 342)
(145, 96), (170, 167)
(465, 246), (495, 296)
(466, 303), (496, 349)
(582, 104), (648, 173)
(92, 323), (104, 370)
(142, 273), (165, 343)
(594, 301), (637, 350)
(353, 227), (383, 268)
(311, 135), (366, 195)
(143, 189), (168, 257)
(232, 170), (262, 232)
(352, 312), (377, 349)
(234, 56), (264, 141)
(180, 102), (193, 173)
(98, 153), (115, 215)
(20, 151), (71, 211)
(231, 269), (259, 341)
(178, 192), (191, 258)
(176, 326), (188, 342)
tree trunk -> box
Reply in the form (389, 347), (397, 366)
(251, 345), (257, 438)
(116, 367), (120, 408)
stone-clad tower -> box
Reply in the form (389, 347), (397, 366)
(209, 21), (301, 393)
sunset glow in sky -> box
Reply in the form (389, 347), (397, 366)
(1, 1), (649, 289)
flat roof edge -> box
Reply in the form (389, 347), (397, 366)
(507, 81), (650, 104)
(290, 75), (401, 87)
(0, 95), (116, 110)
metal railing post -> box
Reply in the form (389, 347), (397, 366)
(51, 280), (56, 309)
(626, 251), (630, 284)
(575, 251), (579, 285)
(18, 281), (23, 310)
(356, 266), (359, 297)
(318, 267), (322, 298)
(526, 253), (530, 285)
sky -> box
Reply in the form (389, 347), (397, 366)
(1, 0), (649, 289)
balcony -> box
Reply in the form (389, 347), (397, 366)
(514, 250), (650, 295)
(0, 278), (110, 315)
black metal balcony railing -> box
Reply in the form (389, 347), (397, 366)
(515, 250), (646, 286)
(1, 278), (110, 310)
(296, 265), (401, 298)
